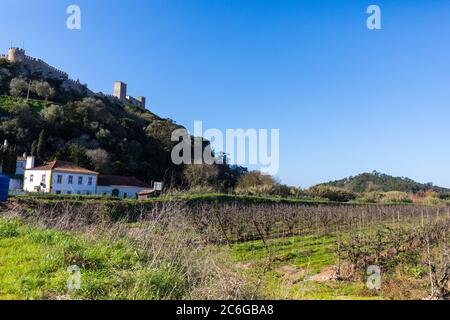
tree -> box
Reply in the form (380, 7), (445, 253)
(54, 144), (92, 169)
(305, 185), (356, 202)
(40, 104), (64, 123)
(37, 130), (46, 160)
(31, 140), (38, 157)
(0, 67), (11, 94)
(9, 77), (28, 97)
(31, 81), (55, 100)
(183, 164), (220, 190)
(236, 171), (277, 189)
(86, 148), (111, 173)
(0, 67), (11, 82)
(0, 144), (16, 175)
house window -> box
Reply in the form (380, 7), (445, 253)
(30, 174), (34, 182)
(68, 176), (73, 184)
(57, 175), (62, 184)
(56, 191), (61, 195)
(88, 177), (93, 186)
(42, 174), (46, 182)
(78, 176), (83, 185)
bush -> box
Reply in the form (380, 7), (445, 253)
(31, 80), (55, 100)
(305, 185), (356, 202)
(380, 191), (412, 204)
(9, 77), (28, 97)
(355, 191), (384, 203)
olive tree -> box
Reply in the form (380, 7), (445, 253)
(9, 77), (28, 97)
(32, 80), (55, 100)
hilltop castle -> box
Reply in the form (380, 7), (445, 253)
(0, 47), (146, 108)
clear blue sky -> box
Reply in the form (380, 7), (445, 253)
(2, 0), (450, 188)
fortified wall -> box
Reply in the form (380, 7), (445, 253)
(6, 48), (69, 80)
(1, 48), (145, 107)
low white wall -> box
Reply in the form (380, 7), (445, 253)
(97, 185), (148, 199)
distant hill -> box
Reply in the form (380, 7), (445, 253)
(319, 171), (450, 195)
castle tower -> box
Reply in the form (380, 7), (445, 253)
(113, 81), (127, 103)
(137, 96), (146, 107)
(7, 48), (25, 62)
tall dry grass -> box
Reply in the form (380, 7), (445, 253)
(2, 200), (259, 300)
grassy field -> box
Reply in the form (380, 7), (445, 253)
(229, 232), (435, 300)
(0, 198), (448, 300)
(0, 217), (440, 300)
(0, 218), (189, 300)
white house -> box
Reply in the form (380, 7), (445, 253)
(24, 158), (98, 195)
(97, 175), (151, 199)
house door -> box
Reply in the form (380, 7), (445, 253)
(112, 189), (120, 197)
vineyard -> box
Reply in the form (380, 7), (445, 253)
(1, 199), (449, 299)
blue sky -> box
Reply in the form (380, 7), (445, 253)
(1, 0), (450, 188)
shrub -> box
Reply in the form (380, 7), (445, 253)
(355, 191), (384, 203)
(380, 191), (412, 204)
(9, 77), (28, 97)
(31, 80), (55, 100)
(305, 185), (356, 202)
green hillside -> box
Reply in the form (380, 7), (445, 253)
(320, 171), (450, 195)
(0, 57), (244, 189)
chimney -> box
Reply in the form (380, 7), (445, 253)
(26, 156), (35, 170)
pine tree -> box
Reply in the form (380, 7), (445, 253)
(31, 140), (38, 157)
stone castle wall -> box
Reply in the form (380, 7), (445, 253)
(7, 48), (69, 80)
(2, 48), (145, 107)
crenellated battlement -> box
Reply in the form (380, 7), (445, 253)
(7, 47), (69, 80)
(2, 47), (147, 108)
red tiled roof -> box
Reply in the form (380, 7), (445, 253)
(29, 160), (98, 175)
(98, 175), (150, 188)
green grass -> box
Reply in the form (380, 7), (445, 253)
(0, 218), (189, 300)
(229, 224), (443, 300)
(230, 233), (380, 300)
(12, 191), (431, 207)
(232, 234), (337, 274)
(0, 95), (50, 113)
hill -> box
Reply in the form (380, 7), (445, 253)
(0, 56), (243, 190)
(319, 171), (450, 195)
